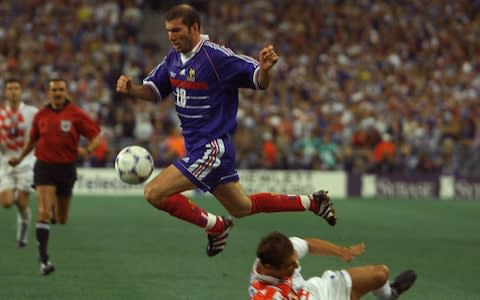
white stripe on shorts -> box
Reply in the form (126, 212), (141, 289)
(188, 138), (225, 180)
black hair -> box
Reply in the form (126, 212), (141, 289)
(256, 231), (294, 269)
(165, 4), (201, 29)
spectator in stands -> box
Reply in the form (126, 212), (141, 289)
(2, 0), (480, 174)
(367, 133), (396, 174)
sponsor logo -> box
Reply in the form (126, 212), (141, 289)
(454, 177), (480, 199)
(375, 174), (439, 198)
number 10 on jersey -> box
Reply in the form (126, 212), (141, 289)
(175, 87), (187, 107)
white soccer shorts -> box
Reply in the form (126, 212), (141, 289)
(0, 161), (34, 192)
(303, 270), (352, 300)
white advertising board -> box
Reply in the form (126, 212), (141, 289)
(74, 168), (347, 198)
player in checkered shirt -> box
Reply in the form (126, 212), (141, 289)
(0, 78), (38, 248)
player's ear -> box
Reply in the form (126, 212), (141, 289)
(261, 263), (277, 271)
(191, 23), (200, 33)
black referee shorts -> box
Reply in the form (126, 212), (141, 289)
(33, 160), (77, 197)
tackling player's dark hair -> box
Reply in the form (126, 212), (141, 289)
(165, 4), (201, 29)
(256, 231), (294, 269)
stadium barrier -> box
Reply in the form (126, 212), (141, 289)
(75, 168), (480, 199)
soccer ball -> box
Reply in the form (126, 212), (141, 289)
(115, 145), (154, 184)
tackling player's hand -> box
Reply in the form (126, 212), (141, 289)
(341, 242), (365, 262)
(116, 75), (132, 94)
(8, 157), (21, 167)
(259, 45), (279, 71)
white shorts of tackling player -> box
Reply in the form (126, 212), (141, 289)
(0, 158), (34, 192)
(303, 270), (352, 300)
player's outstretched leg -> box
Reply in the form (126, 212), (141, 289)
(390, 269), (417, 299)
(311, 190), (336, 226)
(206, 216), (234, 257)
(248, 190), (337, 226)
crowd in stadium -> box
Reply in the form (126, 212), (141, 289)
(1, 0), (479, 175)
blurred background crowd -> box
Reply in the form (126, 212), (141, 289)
(1, 0), (479, 176)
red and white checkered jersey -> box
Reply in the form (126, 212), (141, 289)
(0, 102), (38, 160)
(249, 237), (310, 299)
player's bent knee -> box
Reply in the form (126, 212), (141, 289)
(226, 207), (251, 218)
(143, 185), (167, 207)
(374, 265), (389, 284)
(37, 211), (52, 223)
(0, 196), (14, 208)
(2, 202), (13, 209)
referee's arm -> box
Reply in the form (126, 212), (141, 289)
(78, 134), (101, 158)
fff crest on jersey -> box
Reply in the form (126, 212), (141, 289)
(187, 68), (196, 81)
(60, 120), (72, 132)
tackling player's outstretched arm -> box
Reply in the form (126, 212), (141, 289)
(116, 75), (157, 102)
(304, 238), (365, 262)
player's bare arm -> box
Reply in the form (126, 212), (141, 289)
(8, 138), (37, 167)
(116, 75), (156, 102)
(304, 238), (365, 262)
(257, 45), (279, 89)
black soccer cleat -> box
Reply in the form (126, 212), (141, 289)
(17, 240), (27, 248)
(312, 190), (336, 226)
(206, 216), (234, 257)
(390, 269), (417, 298)
(40, 261), (55, 276)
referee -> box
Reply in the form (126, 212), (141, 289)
(9, 78), (100, 275)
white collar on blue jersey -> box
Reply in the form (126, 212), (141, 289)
(180, 34), (210, 64)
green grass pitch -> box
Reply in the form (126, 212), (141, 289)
(1, 196), (479, 299)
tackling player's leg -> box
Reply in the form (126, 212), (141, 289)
(347, 265), (417, 300)
(389, 269), (417, 299)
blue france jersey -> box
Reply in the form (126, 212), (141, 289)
(143, 39), (262, 152)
